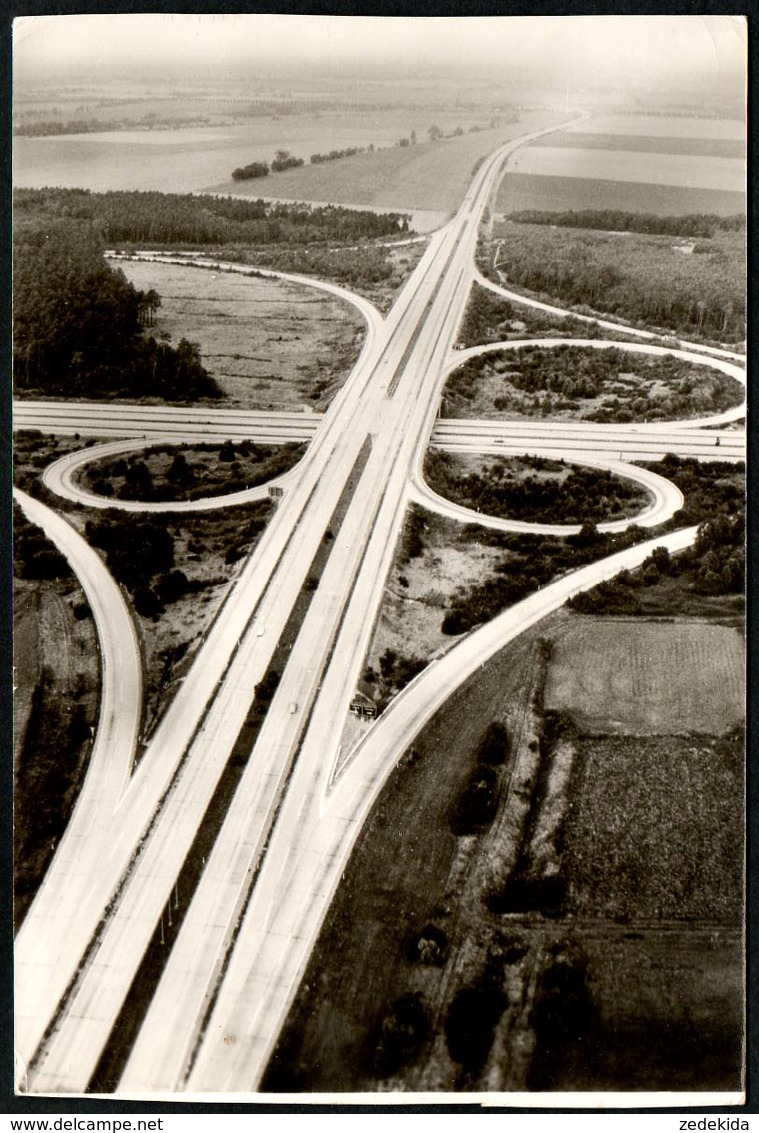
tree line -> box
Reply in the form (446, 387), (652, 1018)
(15, 187), (410, 247)
(13, 221), (221, 400)
(508, 209), (745, 240)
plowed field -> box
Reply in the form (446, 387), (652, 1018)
(544, 618), (744, 734)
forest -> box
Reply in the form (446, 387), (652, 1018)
(14, 188), (410, 247)
(490, 219), (745, 343)
(13, 221), (221, 400)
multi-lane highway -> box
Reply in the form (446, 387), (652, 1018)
(15, 112), (746, 1095)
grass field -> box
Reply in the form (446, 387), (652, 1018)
(119, 260), (365, 411)
(544, 618), (744, 735)
(495, 172), (745, 217)
(506, 147), (744, 194)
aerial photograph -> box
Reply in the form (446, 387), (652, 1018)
(11, 13), (746, 1101)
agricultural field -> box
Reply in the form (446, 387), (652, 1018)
(495, 113), (745, 220)
(544, 618), (744, 735)
(266, 601), (744, 1093)
(506, 147), (744, 195)
(495, 172), (745, 220)
(198, 112), (561, 214)
(118, 260), (366, 411)
(569, 115), (745, 139)
(13, 509), (100, 927)
(528, 131), (745, 159)
(13, 109), (560, 219)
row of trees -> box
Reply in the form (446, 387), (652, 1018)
(509, 209), (745, 240)
(15, 188), (411, 247)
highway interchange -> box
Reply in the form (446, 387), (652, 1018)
(14, 116), (745, 1094)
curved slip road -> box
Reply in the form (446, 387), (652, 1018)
(175, 523), (698, 1092)
(410, 453), (683, 536)
(42, 438), (302, 514)
(474, 267), (747, 364)
(18, 112), (744, 1095)
(13, 490), (141, 810)
(14, 490), (142, 1090)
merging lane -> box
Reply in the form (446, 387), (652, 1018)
(17, 111), (746, 1096)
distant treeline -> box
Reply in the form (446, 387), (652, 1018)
(15, 115), (210, 137)
(14, 187), (411, 246)
(508, 209), (746, 240)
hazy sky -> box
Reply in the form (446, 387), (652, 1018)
(14, 13), (746, 90)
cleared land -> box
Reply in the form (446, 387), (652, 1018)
(119, 260), (365, 410)
(495, 172), (745, 218)
(507, 147), (744, 195)
(544, 618), (744, 735)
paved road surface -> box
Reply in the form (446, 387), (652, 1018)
(16, 114), (746, 1095)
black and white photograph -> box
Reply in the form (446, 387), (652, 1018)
(10, 11), (747, 1103)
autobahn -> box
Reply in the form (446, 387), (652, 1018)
(15, 114), (745, 1094)
(19, 114), (597, 1092)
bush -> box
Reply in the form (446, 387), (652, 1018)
(445, 984), (506, 1070)
(133, 586), (164, 619)
(475, 721), (509, 765)
(451, 765), (499, 834)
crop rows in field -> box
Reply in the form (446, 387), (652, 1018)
(495, 171), (745, 217)
(506, 147), (744, 195)
(544, 618), (744, 735)
(561, 731), (743, 922)
(529, 132), (745, 159)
